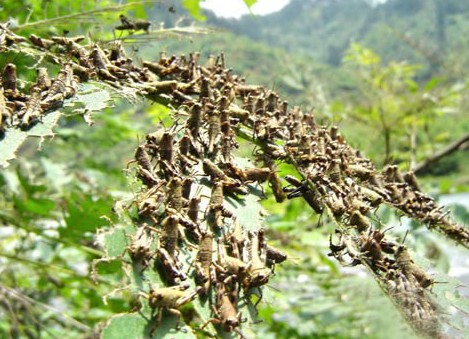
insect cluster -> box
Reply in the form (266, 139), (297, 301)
(3, 22), (467, 337)
(126, 71), (289, 335)
(1, 24), (76, 133)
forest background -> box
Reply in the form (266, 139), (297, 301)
(0, 0), (468, 338)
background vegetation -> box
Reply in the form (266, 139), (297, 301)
(0, 0), (468, 338)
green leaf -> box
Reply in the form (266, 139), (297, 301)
(424, 77), (441, 91)
(102, 313), (196, 339)
(181, 0), (206, 21)
(62, 192), (115, 239)
(243, 0), (258, 7)
(93, 259), (123, 276)
(13, 196), (55, 217)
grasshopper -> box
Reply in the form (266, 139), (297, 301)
(203, 159), (235, 184)
(242, 231), (272, 291)
(328, 231), (361, 266)
(166, 177), (184, 212)
(349, 210), (371, 233)
(202, 278), (246, 338)
(283, 175), (323, 214)
(90, 44), (118, 81)
(207, 108), (221, 155)
(159, 214), (179, 258)
(2, 63), (17, 92)
(395, 245), (433, 289)
(215, 237), (249, 279)
(136, 182), (165, 220)
(194, 231), (214, 294)
(207, 181), (225, 231)
(134, 145), (153, 172)
(187, 102), (202, 139)
(35, 68), (51, 90)
(257, 230), (287, 266)
(136, 166), (160, 187)
(262, 155), (286, 202)
(124, 223), (155, 270)
(155, 247), (187, 285)
(0, 86), (11, 135)
(143, 284), (200, 332)
(243, 167), (272, 184)
(19, 86), (42, 129)
(158, 131), (177, 175)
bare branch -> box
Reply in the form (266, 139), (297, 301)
(413, 133), (469, 174)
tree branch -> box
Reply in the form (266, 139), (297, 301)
(412, 133), (469, 174)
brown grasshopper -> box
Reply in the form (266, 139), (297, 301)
(158, 131), (178, 176)
(349, 210), (372, 233)
(258, 230), (287, 266)
(178, 133), (199, 168)
(124, 223), (156, 270)
(136, 182), (165, 220)
(242, 231), (272, 291)
(207, 108), (221, 155)
(2, 63), (17, 92)
(29, 34), (55, 49)
(188, 197), (201, 224)
(207, 181), (226, 231)
(215, 237), (249, 279)
(19, 86), (42, 129)
(262, 155), (286, 202)
(136, 166), (160, 187)
(187, 102), (202, 139)
(166, 177), (184, 212)
(155, 247), (187, 285)
(134, 144), (153, 173)
(203, 159), (234, 183)
(194, 231), (214, 294)
(395, 245), (433, 289)
(283, 175), (324, 214)
(116, 15), (151, 33)
(328, 231), (361, 266)
(159, 214), (179, 258)
(243, 167), (272, 184)
(90, 44), (118, 81)
(35, 68), (51, 90)
(201, 278), (246, 338)
(0, 86), (11, 135)
(143, 284), (200, 332)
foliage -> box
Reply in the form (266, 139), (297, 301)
(340, 43), (463, 166)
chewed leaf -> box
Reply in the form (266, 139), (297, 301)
(225, 187), (265, 231)
(65, 83), (114, 114)
(98, 224), (132, 258)
(0, 83), (114, 168)
(0, 108), (61, 168)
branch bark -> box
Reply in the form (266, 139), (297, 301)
(412, 133), (469, 174)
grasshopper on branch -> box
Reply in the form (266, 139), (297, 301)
(395, 245), (434, 289)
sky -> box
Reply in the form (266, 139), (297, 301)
(201, 0), (291, 19)
(201, 0), (388, 19)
